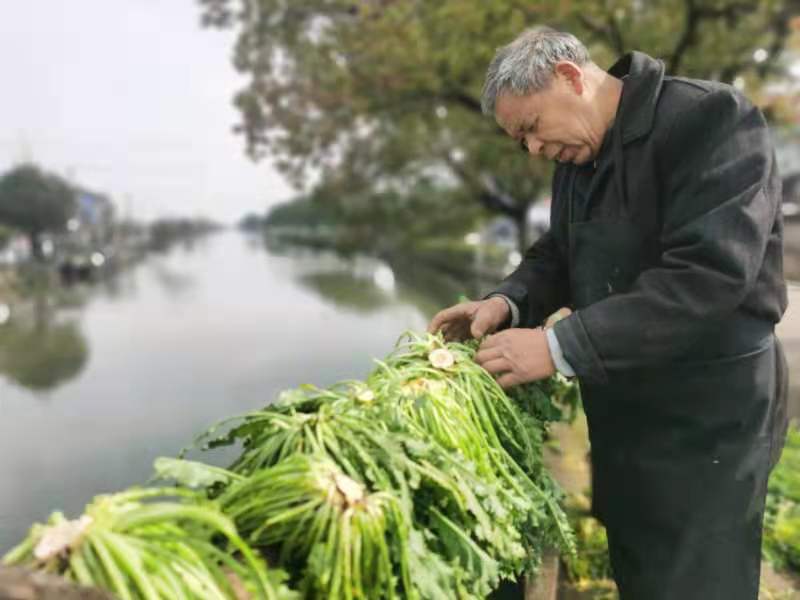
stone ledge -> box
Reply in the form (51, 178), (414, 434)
(0, 566), (113, 600)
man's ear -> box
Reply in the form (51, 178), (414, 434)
(554, 61), (584, 95)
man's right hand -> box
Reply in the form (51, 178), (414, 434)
(426, 297), (510, 342)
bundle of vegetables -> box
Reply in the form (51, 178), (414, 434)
(2, 487), (294, 600)
(182, 331), (575, 594)
(184, 383), (528, 593)
(764, 423), (800, 572)
(222, 454), (463, 599)
(185, 386), (412, 497)
(155, 453), (460, 599)
(369, 333), (540, 472)
(366, 332), (574, 564)
(508, 371), (581, 426)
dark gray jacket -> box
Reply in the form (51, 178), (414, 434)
(490, 51), (788, 384)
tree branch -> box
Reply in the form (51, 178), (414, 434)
(607, 14), (626, 56)
(441, 91), (483, 114)
(577, 14), (623, 54)
(669, 0), (760, 73)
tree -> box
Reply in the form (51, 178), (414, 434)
(198, 0), (800, 251)
(0, 225), (12, 250)
(0, 164), (76, 260)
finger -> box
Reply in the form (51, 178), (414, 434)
(496, 373), (520, 390)
(470, 306), (503, 338)
(478, 332), (502, 350)
(427, 315), (441, 334)
(427, 304), (467, 334)
(474, 347), (503, 365)
(480, 357), (511, 376)
(427, 311), (447, 334)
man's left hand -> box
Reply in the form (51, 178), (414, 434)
(474, 328), (555, 389)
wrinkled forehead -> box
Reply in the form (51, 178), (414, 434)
(494, 92), (537, 134)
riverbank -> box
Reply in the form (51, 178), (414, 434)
(269, 219), (800, 293)
(264, 226), (515, 293)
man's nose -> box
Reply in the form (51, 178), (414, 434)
(525, 136), (544, 156)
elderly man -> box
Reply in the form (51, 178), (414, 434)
(428, 27), (788, 599)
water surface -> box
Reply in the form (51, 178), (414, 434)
(0, 231), (483, 551)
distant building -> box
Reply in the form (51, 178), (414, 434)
(69, 188), (115, 247)
(56, 187), (116, 277)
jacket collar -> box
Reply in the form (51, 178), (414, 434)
(607, 51), (666, 144)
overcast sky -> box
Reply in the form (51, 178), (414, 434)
(0, 0), (295, 224)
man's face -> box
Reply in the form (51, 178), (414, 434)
(495, 68), (603, 165)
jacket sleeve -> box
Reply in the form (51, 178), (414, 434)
(483, 225), (570, 329)
(553, 87), (780, 384)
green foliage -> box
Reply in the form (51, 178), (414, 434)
(0, 164), (76, 255)
(264, 197), (341, 228)
(175, 331), (579, 598)
(562, 493), (617, 598)
(509, 371), (582, 424)
(0, 224), (12, 249)
(200, 0), (797, 249)
(764, 424), (800, 572)
(238, 212), (265, 231)
(365, 333), (576, 578)
(266, 181), (485, 254)
(218, 454), (441, 599)
(153, 457), (244, 489)
(3, 487), (295, 600)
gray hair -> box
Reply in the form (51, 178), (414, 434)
(481, 27), (590, 116)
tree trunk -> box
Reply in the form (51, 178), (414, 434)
(28, 231), (43, 261)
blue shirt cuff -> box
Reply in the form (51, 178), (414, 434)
(546, 327), (576, 377)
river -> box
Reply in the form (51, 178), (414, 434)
(0, 230), (489, 552)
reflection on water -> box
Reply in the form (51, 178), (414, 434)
(264, 234), (491, 318)
(149, 262), (197, 298)
(298, 271), (393, 314)
(0, 230), (491, 552)
(0, 309), (88, 392)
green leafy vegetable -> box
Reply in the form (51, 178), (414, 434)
(3, 487), (295, 600)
